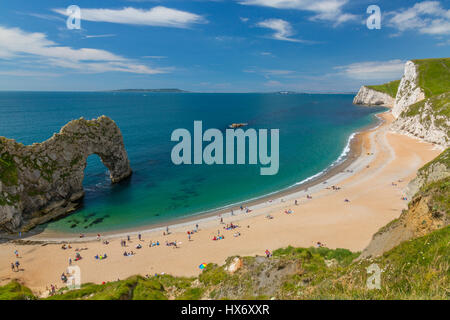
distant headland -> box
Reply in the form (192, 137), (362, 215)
(111, 88), (190, 93)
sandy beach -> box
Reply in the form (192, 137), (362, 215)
(0, 111), (442, 296)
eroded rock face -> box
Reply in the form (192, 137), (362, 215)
(392, 61), (426, 118)
(391, 92), (450, 147)
(0, 116), (132, 233)
(353, 86), (395, 107)
(405, 148), (449, 200)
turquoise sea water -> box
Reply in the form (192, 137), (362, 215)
(0, 92), (385, 233)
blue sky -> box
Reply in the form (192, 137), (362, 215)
(0, 0), (448, 92)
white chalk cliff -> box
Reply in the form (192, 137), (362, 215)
(353, 86), (395, 107)
(355, 59), (449, 148)
(392, 61), (426, 119)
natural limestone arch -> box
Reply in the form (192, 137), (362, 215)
(0, 116), (132, 233)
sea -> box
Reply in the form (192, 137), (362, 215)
(0, 92), (385, 233)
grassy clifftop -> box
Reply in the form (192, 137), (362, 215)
(367, 80), (401, 98)
(365, 57), (450, 100)
(413, 58), (450, 98)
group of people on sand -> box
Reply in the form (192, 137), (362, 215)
(123, 251), (135, 257)
(316, 241), (326, 248)
(212, 235), (224, 241)
(10, 260), (21, 272)
(94, 253), (108, 260)
(224, 223), (238, 230)
(149, 241), (160, 247)
(166, 240), (179, 247)
(61, 243), (72, 250)
(47, 284), (58, 296)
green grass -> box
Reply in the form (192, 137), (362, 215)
(0, 281), (35, 300)
(404, 92), (450, 118)
(367, 80), (401, 98)
(419, 176), (450, 219)
(413, 58), (450, 98)
(292, 226), (450, 300)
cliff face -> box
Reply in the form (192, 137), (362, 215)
(391, 59), (449, 147)
(0, 116), (132, 233)
(360, 148), (449, 259)
(355, 58), (449, 147)
(353, 86), (395, 107)
(392, 61), (426, 118)
(405, 148), (449, 199)
(391, 92), (450, 147)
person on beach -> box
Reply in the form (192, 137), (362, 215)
(127, 235), (131, 242)
(196, 223), (199, 232)
(69, 258), (72, 266)
(14, 250), (19, 258)
(138, 234), (142, 241)
(295, 200), (298, 205)
(15, 261), (20, 271)
(11, 262), (15, 272)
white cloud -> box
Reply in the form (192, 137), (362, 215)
(0, 26), (167, 75)
(53, 6), (206, 28)
(334, 60), (406, 80)
(257, 19), (304, 42)
(239, 0), (357, 25)
(387, 1), (450, 35)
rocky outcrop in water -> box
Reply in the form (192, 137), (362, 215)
(0, 116), (132, 233)
(353, 86), (395, 107)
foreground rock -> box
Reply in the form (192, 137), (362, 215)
(0, 116), (132, 233)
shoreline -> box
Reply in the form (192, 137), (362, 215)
(0, 110), (442, 295)
(13, 112), (385, 241)
(14, 111), (385, 242)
